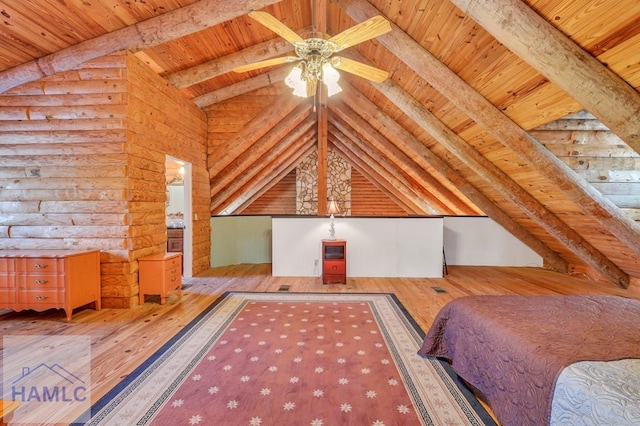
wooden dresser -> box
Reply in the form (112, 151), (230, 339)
(322, 240), (347, 284)
(138, 252), (182, 305)
(0, 249), (101, 321)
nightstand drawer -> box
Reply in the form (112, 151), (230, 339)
(165, 255), (181, 270)
(324, 260), (345, 274)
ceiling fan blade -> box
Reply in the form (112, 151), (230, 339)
(232, 56), (300, 73)
(328, 15), (392, 52)
(331, 57), (389, 83)
(248, 11), (304, 44)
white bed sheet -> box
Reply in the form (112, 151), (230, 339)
(551, 358), (640, 425)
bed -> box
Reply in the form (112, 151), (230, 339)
(417, 295), (640, 425)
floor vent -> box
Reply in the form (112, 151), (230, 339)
(278, 285), (291, 292)
(431, 286), (447, 294)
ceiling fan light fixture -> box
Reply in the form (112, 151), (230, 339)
(285, 64), (303, 89)
(322, 61), (342, 96)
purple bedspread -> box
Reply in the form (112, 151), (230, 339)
(417, 295), (640, 426)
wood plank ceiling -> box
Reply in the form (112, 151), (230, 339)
(0, 0), (639, 288)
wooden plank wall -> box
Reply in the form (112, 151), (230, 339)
(126, 52), (210, 305)
(0, 51), (210, 309)
(531, 111), (640, 222)
(350, 169), (410, 216)
(241, 170), (297, 215)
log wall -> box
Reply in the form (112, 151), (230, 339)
(0, 51), (209, 309)
(125, 52), (210, 306)
(531, 111), (640, 222)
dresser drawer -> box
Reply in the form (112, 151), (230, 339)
(0, 290), (15, 305)
(17, 290), (64, 306)
(16, 274), (63, 289)
(0, 274), (14, 289)
(0, 258), (14, 273)
(16, 258), (60, 273)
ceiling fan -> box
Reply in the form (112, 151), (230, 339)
(232, 11), (392, 97)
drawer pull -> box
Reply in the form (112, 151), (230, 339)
(332, 265), (337, 271)
(35, 264), (49, 269)
(35, 295), (49, 300)
(35, 279), (49, 284)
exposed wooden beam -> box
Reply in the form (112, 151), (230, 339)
(331, 101), (471, 215)
(315, 0), (329, 217)
(216, 131), (317, 214)
(194, 67), (290, 107)
(0, 0), (281, 93)
(210, 103), (313, 197)
(209, 95), (303, 179)
(336, 89), (568, 272)
(333, 141), (419, 215)
(374, 77), (629, 287)
(317, 100), (329, 216)
(235, 144), (318, 214)
(451, 0), (640, 154)
(329, 127), (437, 215)
(211, 114), (316, 211)
(166, 39), (294, 89)
(330, 114), (453, 214)
(334, 0), (640, 257)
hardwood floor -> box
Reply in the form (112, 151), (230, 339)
(1, 264), (638, 421)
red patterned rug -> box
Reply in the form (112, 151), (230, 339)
(80, 292), (495, 425)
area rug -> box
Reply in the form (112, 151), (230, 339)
(78, 292), (495, 425)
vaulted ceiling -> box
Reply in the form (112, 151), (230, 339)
(1, 0), (639, 288)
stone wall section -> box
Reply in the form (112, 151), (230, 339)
(296, 149), (352, 215)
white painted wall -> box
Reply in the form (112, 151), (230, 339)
(443, 216), (542, 266)
(210, 216), (542, 272)
(272, 217), (444, 277)
(210, 216), (271, 267)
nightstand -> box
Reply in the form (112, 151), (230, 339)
(322, 239), (346, 284)
(138, 252), (182, 305)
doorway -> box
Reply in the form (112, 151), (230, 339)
(165, 155), (193, 277)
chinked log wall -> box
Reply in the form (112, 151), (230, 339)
(0, 51), (210, 308)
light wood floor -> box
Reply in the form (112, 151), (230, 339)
(1, 264), (639, 420)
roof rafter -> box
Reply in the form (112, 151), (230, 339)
(334, 0), (640, 258)
(215, 127), (317, 214)
(338, 83), (569, 272)
(329, 132), (433, 215)
(0, 0), (282, 93)
(451, 0), (640, 154)
(328, 119), (444, 214)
